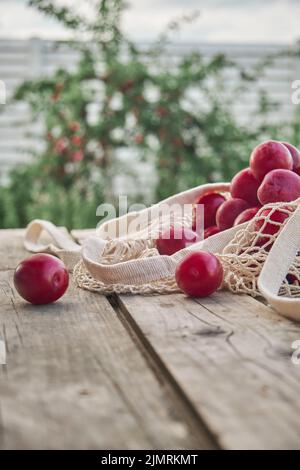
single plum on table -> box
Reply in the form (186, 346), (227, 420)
(14, 254), (69, 305)
(234, 206), (261, 226)
(230, 167), (260, 206)
(257, 169), (300, 204)
(175, 251), (223, 298)
(250, 140), (293, 182)
(282, 142), (300, 175)
(204, 225), (220, 239)
(216, 198), (249, 231)
(192, 192), (226, 231)
(156, 226), (200, 256)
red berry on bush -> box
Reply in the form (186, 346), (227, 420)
(120, 79), (135, 93)
(71, 135), (82, 146)
(14, 254), (69, 305)
(155, 106), (168, 118)
(173, 137), (183, 147)
(71, 150), (84, 162)
(156, 226), (200, 256)
(193, 192), (226, 230)
(51, 83), (64, 102)
(134, 134), (144, 145)
(175, 251), (223, 297)
(257, 169), (300, 204)
(250, 140), (293, 182)
(54, 137), (69, 154)
(230, 167), (260, 206)
(216, 198), (249, 231)
(69, 121), (81, 132)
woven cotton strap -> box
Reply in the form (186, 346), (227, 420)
(24, 219), (81, 269)
(24, 182), (229, 276)
(258, 204), (300, 321)
(81, 222), (244, 285)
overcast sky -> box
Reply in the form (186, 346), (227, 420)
(0, 0), (299, 44)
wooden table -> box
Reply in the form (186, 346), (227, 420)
(1, 229), (300, 450)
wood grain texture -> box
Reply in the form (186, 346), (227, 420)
(118, 291), (300, 450)
(0, 229), (69, 271)
(0, 230), (27, 270)
(3, 228), (300, 450)
(0, 269), (216, 450)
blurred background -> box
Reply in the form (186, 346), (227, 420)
(0, 0), (300, 229)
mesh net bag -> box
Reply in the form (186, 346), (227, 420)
(220, 202), (299, 297)
(24, 182), (300, 321)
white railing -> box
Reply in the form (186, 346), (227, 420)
(0, 38), (298, 185)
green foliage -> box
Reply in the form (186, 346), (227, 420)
(0, 164), (104, 229)
(1, 0), (296, 228)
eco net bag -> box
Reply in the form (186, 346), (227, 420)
(24, 182), (300, 321)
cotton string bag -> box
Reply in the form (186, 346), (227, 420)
(24, 182), (300, 321)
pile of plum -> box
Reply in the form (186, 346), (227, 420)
(157, 140), (300, 298)
(157, 140), (300, 256)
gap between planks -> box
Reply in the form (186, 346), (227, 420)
(117, 291), (300, 450)
(0, 270), (217, 450)
(108, 293), (220, 449)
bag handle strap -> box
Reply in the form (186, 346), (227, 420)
(24, 182), (230, 273)
(258, 204), (300, 321)
(24, 219), (81, 269)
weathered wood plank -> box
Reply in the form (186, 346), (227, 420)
(118, 291), (300, 450)
(4, 228), (300, 449)
(0, 230), (28, 271)
(0, 270), (216, 450)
